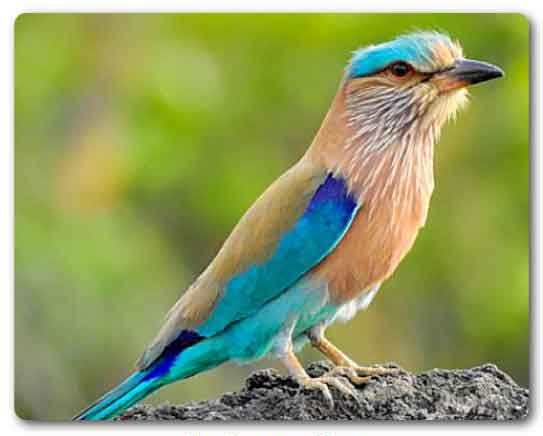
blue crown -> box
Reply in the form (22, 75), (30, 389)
(348, 32), (455, 78)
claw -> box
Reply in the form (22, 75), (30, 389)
(298, 378), (334, 407)
(298, 375), (360, 407)
(326, 366), (372, 385)
(320, 375), (359, 400)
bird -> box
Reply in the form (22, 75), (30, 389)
(74, 31), (503, 421)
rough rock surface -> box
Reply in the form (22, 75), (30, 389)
(119, 361), (529, 421)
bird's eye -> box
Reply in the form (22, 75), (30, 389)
(389, 62), (412, 77)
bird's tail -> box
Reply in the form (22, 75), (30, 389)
(73, 331), (228, 421)
(72, 369), (160, 421)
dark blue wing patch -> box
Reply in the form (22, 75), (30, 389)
(142, 330), (204, 381)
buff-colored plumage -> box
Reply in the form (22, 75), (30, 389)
(309, 92), (433, 301)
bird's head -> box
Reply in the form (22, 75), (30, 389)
(343, 31), (503, 150)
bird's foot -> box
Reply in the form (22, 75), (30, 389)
(297, 375), (359, 407)
(326, 365), (400, 385)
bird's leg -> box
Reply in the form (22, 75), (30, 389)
(307, 325), (400, 385)
(280, 347), (359, 407)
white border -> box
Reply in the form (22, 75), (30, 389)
(2, 1), (540, 435)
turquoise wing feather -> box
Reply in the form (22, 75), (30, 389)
(196, 172), (360, 336)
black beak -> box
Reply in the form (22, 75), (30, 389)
(433, 58), (504, 92)
(445, 58), (504, 86)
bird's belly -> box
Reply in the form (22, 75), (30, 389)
(334, 283), (381, 323)
(311, 193), (430, 304)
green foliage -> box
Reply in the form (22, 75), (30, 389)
(15, 13), (529, 420)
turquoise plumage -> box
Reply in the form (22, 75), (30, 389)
(74, 31), (503, 421)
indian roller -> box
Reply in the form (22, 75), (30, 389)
(74, 31), (503, 420)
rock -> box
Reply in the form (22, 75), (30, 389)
(118, 361), (529, 421)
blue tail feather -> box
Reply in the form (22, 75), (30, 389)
(73, 330), (208, 421)
(72, 370), (154, 421)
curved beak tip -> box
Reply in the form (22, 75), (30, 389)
(487, 64), (505, 80)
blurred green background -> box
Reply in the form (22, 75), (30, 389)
(15, 13), (529, 421)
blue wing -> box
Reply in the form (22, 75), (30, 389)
(138, 168), (361, 369)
